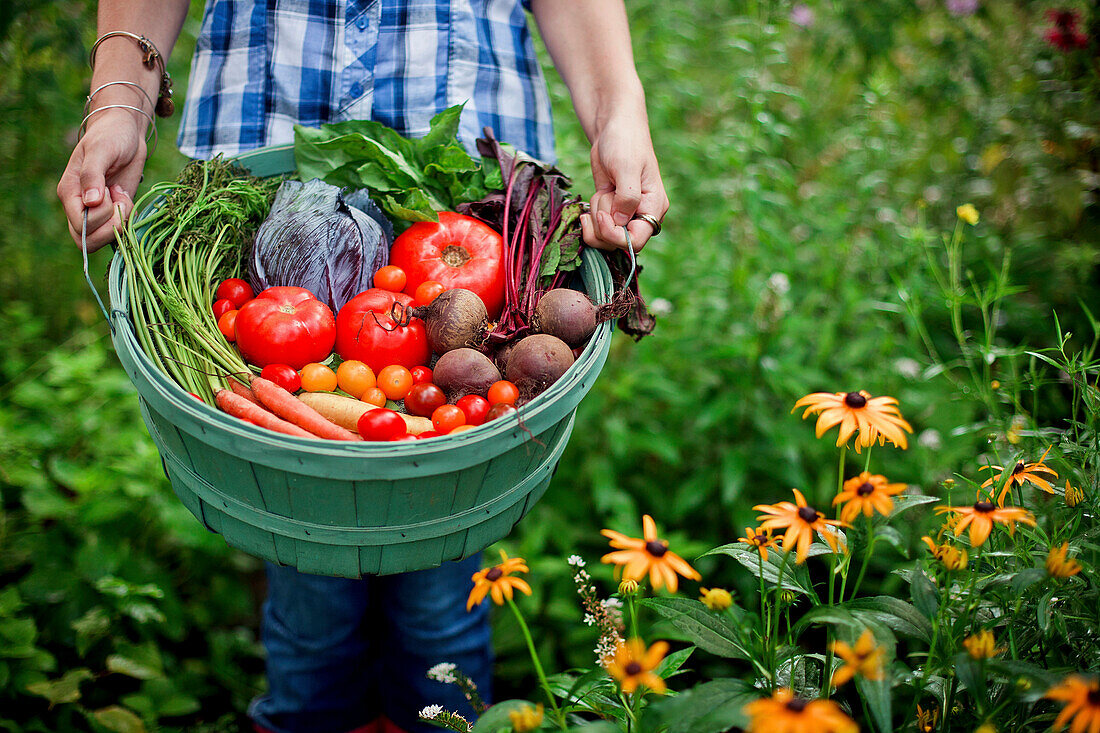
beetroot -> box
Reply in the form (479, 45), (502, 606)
(432, 348), (502, 402)
(412, 288), (489, 354)
(533, 288), (597, 347)
(505, 334), (575, 402)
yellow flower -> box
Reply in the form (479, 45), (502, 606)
(1046, 542), (1083, 578)
(793, 390), (913, 452)
(738, 525), (778, 562)
(1065, 481), (1085, 508)
(604, 638), (669, 694)
(754, 489), (847, 564)
(922, 536), (968, 571)
(963, 629), (1004, 660)
(601, 515), (700, 593)
(1046, 675), (1100, 732)
(973, 723), (997, 733)
(1005, 414), (1026, 444)
(743, 688), (858, 733)
(699, 587), (733, 611)
(618, 579), (639, 596)
(980, 446), (1058, 502)
(935, 495), (1036, 547)
(957, 203), (980, 225)
(467, 550), (532, 611)
(832, 472), (907, 523)
(508, 702), (543, 732)
(916, 703), (939, 733)
(830, 629), (884, 687)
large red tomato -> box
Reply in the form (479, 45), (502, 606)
(389, 211), (505, 319)
(234, 286), (335, 369)
(335, 288), (431, 372)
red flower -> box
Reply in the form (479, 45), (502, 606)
(1044, 10), (1089, 51)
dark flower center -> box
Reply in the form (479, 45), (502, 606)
(624, 661), (643, 676)
(785, 698), (809, 713)
(973, 501), (995, 513)
(844, 392), (867, 408)
(797, 506), (820, 523)
(645, 540), (668, 557)
(1012, 462), (1026, 475)
(755, 534), (769, 544)
(485, 567), (503, 581)
(857, 482), (875, 496)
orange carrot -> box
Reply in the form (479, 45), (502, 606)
(250, 377), (362, 441)
(298, 392), (434, 435)
(215, 390), (316, 438)
(229, 378), (263, 406)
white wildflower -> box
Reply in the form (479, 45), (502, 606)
(419, 705), (444, 719)
(427, 662), (457, 683)
(766, 272), (791, 296)
(567, 555), (585, 567)
(649, 297), (673, 317)
(601, 597), (624, 626)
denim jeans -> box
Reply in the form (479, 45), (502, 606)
(248, 556), (492, 733)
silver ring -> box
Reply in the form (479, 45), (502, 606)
(632, 212), (662, 237)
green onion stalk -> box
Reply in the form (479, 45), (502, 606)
(116, 158), (280, 403)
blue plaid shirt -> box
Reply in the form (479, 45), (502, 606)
(177, 0), (555, 161)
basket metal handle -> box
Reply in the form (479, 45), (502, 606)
(81, 207), (117, 335)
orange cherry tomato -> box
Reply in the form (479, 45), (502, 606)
(431, 404), (467, 434)
(373, 265), (408, 293)
(487, 380), (519, 406)
(449, 424), (477, 434)
(377, 365), (415, 401)
(361, 387), (388, 407)
(300, 362), (338, 392)
(218, 310), (238, 341)
(413, 280), (446, 306)
(336, 360), (376, 398)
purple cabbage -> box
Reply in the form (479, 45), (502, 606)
(248, 179), (392, 312)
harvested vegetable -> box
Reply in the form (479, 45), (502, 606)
(336, 288), (430, 371)
(250, 377), (361, 441)
(234, 286), (336, 369)
(533, 288), (597, 347)
(433, 348), (501, 402)
(299, 393), (432, 435)
(249, 179), (391, 313)
(357, 409), (408, 441)
(505, 334), (575, 402)
(412, 288), (489, 355)
(215, 390), (315, 438)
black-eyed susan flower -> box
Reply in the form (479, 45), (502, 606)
(833, 472), (907, 523)
(601, 515), (701, 593)
(963, 629), (1004, 660)
(793, 390), (913, 452)
(604, 638), (669, 694)
(699, 587), (733, 611)
(743, 688), (858, 733)
(922, 536), (969, 571)
(1065, 481), (1085, 508)
(466, 550), (532, 611)
(508, 702), (543, 732)
(754, 489), (846, 564)
(934, 495), (1036, 547)
(830, 629), (884, 687)
(738, 525), (778, 561)
(1046, 542), (1083, 578)
(981, 446), (1058, 501)
(1046, 675), (1100, 732)
(916, 703), (938, 733)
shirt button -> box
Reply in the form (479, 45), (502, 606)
(356, 15), (367, 30)
(350, 81), (363, 97)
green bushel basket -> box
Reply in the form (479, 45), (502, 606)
(106, 144), (614, 578)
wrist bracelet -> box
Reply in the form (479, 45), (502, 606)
(79, 103), (158, 154)
(89, 31), (174, 117)
(85, 80), (155, 117)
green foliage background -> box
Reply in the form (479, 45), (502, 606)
(0, 0), (1095, 730)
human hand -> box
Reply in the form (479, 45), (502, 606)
(57, 108), (147, 251)
(580, 111), (669, 253)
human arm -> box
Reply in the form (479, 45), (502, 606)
(57, 1), (190, 250)
(530, 0), (668, 252)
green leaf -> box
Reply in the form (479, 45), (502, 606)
(90, 706), (146, 733)
(703, 543), (820, 599)
(856, 672), (893, 733)
(890, 494), (941, 518)
(25, 668), (92, 706)
(470, 699), (537, 733)
(106, 641), (164, 680)
(72, 607), (111, 657)
(649, 678), (755, 733)
(953, 653), (986, 698)
(638, 597), (752, 660)
(1037, 588), (1055, 632)
(0, 588), (23, 617)
(910, 565), (939, 618)
(654, 646), (695, 679)
(843, 596), (934, 643)
(1011, 567), (1047, 594)
(876, 526), (909, 558)
(0, 618), (37, 658)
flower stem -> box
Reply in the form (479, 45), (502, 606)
(849, 519), (877, 600)
(506, 598), (566, 729)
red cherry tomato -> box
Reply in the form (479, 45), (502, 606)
(218, 310), (238, 341)
(487, 380), (519, 406)
(431, 404), (467, 434)
(216, 278), (255, 308)
(405, 383), (447, 417)
(413, 280), (446, 306)
(416, 430), (441, 439)
(260, 364), (302, 393)
(410, 365), (434, 385)
(394, 434), (420, 442)
(357, 409), (407, 441)
(456, 395), (490, 426)
(335, 288), (430, 372)
(486, 403), (518, 422)
(234, 286), (336, 369)
(390, 212), (505, 318)
(212, 298), (235, 320)
(373, 265), (407, 293)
